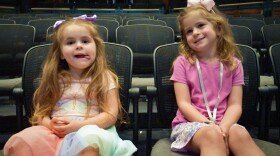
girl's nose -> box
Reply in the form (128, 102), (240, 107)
(193, 28), (200, 35)
(76, 42), (83, 49)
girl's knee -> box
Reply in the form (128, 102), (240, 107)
(78, 146), (99, 156)
(229, 126), (251, 142)
(191, 127), (227, 154)
(197, 127), (224, 145)
(4, 136), (33, 156)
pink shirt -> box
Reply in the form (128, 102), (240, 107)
(170, 56), (244, 128)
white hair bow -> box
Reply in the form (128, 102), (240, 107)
(187, 0), (215, 11)
(53, 14), (97, 29)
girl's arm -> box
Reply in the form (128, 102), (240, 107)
(40, 116), (59, 130)
(174, 82), (209, 122)
(82, 88), (119, 128)
(219, 85), (243, 133)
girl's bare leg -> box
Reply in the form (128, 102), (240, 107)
(228, 126), (265, 156)
(190, 126), (227, 156)
(78, 146), (99, 156)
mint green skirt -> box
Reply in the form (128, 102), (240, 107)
(57, 125), (137, 156)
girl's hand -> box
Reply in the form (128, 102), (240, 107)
(50, 117), (70, 137)
(51, 117), (81, 138)
(208, 122), (223, 134)
(219, 125), (229, 138)
(219, 125), (230, 155)
(50, 117), (68, 127)
(208, 123), (230, 155)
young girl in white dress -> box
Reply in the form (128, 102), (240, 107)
(4, 15), (137, 156)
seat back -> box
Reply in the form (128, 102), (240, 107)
(3, 14), (31, 19)
(123, 14), (151, 19)
(104, 42), (133, 112)
(116, 25), (174, 55)
(22, 44), (52, 118)
(96, 25), (108, 42)
(9, 17), (41, 24)
(122, 14), (151, 25)
(122, 17), (149, 25)
(98, 14), (122, 23)
(274, 18), (280, 24)
(0, 19), (15, 24)
(46, 26), (54, 43)
(21, 42), (133, 125)
(153, 43), (260, 128)
(231, 25), (252, 47)
(98, 17), (118, 21)
(0, 24), (35, 77)
(270, 43), (280, 88)
(264, 17), (280, 25)
(157, 16), (179, 35)
(126, 19), (166, 26)
(93, 19), (119, 42)
(229, 19), (265, 50)
(261, 24), (280, 50)
(116, 24), (174, 75)
(237, 44), (260, 127)
(28, 19), (58, 43)
(34, 14), (63, 19)
(153, 42), (179, 125)
(240, 14), (264, 21)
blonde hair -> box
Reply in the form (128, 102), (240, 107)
(178, 5), (242, 70)
(31, 19), (123, 125)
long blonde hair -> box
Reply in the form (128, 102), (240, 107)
(31, 19), (123, 125)
(178, 5), (242, 70)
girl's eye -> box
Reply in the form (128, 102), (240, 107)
(198, 23), (205, 28)
(185, 29), (192, 35)
(82, 40), (89, 44)
(67, 41), (74, 45)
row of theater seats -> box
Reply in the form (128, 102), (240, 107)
(0, 14), (280, 75)
(3, 42), (280, 156)
(1, 14), (280, 77)
(1, 13), (280, 155)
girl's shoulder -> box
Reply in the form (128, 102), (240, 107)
(233, 57), (242, 66)
(176, 55), (187, 61)
(172, 55), (195, 73)
(175, 55), (192, 65)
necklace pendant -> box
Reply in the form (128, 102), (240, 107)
(72, 96), (76, 110)
(210, 118), (216, 124)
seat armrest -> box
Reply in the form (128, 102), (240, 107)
(129, 87), (140, 148)
(146, 86), (157, 155)
(13, 87), (23, 98)
(146, 86), (157, 99)
(129, 87), (140, 99)
(12, 87), (24, 131)
(258, 85), (278, 140)
(267, 85), (278, 93)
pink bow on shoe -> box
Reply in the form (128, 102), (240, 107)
(187, 0), (215, 11)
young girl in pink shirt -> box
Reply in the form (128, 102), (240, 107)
(170, 1), (265, 155)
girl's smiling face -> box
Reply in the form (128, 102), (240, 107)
(182, 12), (218, 55)
(60, 24), (97, 78)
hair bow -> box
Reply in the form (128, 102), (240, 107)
(187, 0), (215, 11)
(73, 14), (97, 21)
(53, 14), (97, 29)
